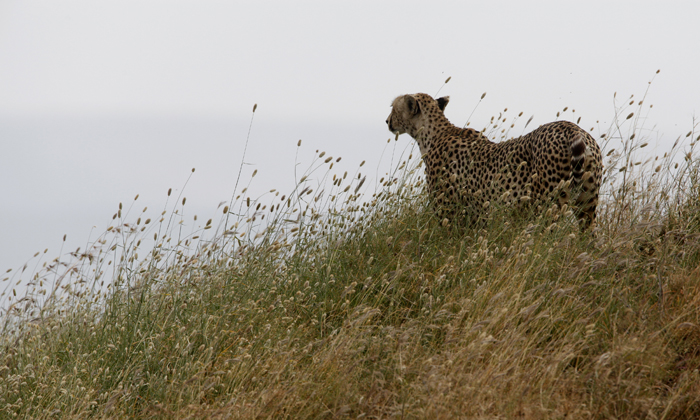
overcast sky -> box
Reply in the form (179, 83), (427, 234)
(1, 1), (699, 278)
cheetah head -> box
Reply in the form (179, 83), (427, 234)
(386, 93), (450, 138)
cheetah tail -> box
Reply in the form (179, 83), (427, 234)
(570, 133), (586, 183)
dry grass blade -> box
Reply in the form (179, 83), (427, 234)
(1, 82), (700, 419)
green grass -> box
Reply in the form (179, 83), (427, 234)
(2, 92), (700, 419)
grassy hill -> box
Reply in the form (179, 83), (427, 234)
(2, 101), (700, 419)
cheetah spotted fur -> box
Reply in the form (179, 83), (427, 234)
(386, 93), (603, 230)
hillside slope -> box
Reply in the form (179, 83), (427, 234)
(2, 108), (700, 419)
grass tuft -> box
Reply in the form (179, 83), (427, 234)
(2, 88), (700, 419)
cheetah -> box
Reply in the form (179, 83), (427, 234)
(386, 93), (602, 230)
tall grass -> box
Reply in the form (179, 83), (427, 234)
(2, 88), (700, 419)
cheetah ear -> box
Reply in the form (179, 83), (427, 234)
(405, 95), (421, 116)
(437, 96), (450, 112)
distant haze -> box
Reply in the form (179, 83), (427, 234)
(1, 1), (698, 276)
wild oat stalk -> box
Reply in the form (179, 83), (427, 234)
(1, 82), (699, 419)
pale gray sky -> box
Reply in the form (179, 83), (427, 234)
(1, 1), (699, 277)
